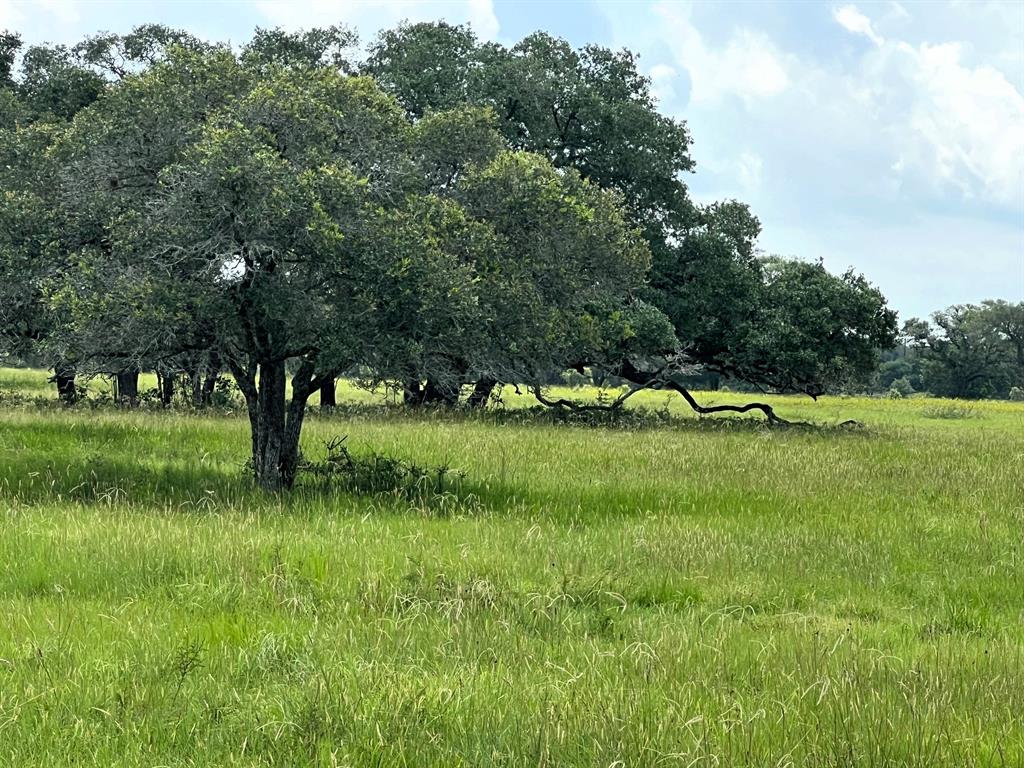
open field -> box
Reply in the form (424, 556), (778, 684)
(0, 368), (1022, 766)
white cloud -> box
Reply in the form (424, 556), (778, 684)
(254, 0), (499, 42)
(466, 0), (498, 40)
(648, 63), (677, 106)
(887, 2), (910, 22)
(899, 41), (1024, 204)
(834, 4), (884, 46)
(834, 6), (1024, 206)
(652, 1), (789, 105)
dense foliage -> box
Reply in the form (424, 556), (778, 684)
(877, 301), (1024, 399)
(0, 22), (901, 488)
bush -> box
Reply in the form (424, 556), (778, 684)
(887, 388), (903, 399)
(890, 377), (915, 397)
(300, 436), (475, 512)
(1009, 386), (1024, 402)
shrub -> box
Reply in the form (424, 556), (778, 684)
(890, 377), (915, 397)
(300, 436), (474, 512)
(1009, 386), (1024, 402)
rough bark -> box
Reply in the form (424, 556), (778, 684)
(52, 361), (77, 404)
(251, 359), (289, 490)
(200, 351), (220, 406)
(423, 378), (460, 406)
(115, 368), (140, 407)
(158, 370), (175, 408)
(467, 378), (497, 408)
(617, 360), (790, 425)
(403, 378), (424, 406)
(319, 378), (337, 409)
(229, 357), (319, 491)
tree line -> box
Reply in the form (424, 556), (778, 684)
(1, 22), (903, 489)
(876, 301), (1024, 400)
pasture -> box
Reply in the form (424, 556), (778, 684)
(0, 368), (1021, 766)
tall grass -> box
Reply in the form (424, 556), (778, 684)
(0, 368), (1021, 766)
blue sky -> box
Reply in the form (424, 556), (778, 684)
(2, 0), (1022, 321)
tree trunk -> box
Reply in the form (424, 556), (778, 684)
(467, 378), (496, 408)
(250, 359), (287, 490)
(423, 378), (459, 406)
(403, 378), (424, 406)
(158, 370), (175, 408)
(200, 351), (220, 406)
(243, 360), (316, 491)
(189, 367), (203, 406)
(319, 378), (337, 409)
(53, 361), (77, 404)
(115, 368), (139, 407)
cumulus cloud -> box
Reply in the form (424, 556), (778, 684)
(834, 4), (884, 46)
(647, 63), (677, 106)
(652, 1), (789, 105)
(836, 6), (1024, 206)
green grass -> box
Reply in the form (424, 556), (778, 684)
(0, 368), (1022, 766)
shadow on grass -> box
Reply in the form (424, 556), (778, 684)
(0, 444), (512, 517)
(0, 400), (872, 515)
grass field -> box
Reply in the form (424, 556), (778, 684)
(0, 367), (1021, 766)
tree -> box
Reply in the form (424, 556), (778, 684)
(16, 44), (105, 121)
(366, 23), (897, 412)
(365, 22), (477, 119)
(0, 103), (78, 395)
(915, 303), (1021, 399)
(49, 46), (654, 489)
(50, 52), (403, 486)
(72, 24), (211, 80)
(365, 23), (696, 404)
(1, 30), (20, 88)
(366, 24), (695, 248)
(983, 300), (1024, 373)
(242, 25), (358, 73)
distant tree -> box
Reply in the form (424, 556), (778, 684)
(983, 299), (1024, 373)
(241, 25), (358, 73)
(624, 255), (896, 419)
(916, 303), (1021, 399)
(72, 24), (211, 80)
(17, 44), (105, 121)
(1, 30), (20, 87)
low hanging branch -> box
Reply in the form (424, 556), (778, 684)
(659, 379), (789, 425)
(531, 382), (646, 412)
(616, 359), (793, 425)
(532, 361), (799, 426)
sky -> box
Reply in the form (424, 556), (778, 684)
(1, 0), (1022, 321)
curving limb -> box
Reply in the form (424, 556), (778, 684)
(531, 383), (645, 412)
(662, 380), (790, 425)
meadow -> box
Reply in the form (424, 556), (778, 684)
(0, 367), (1021, 766)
